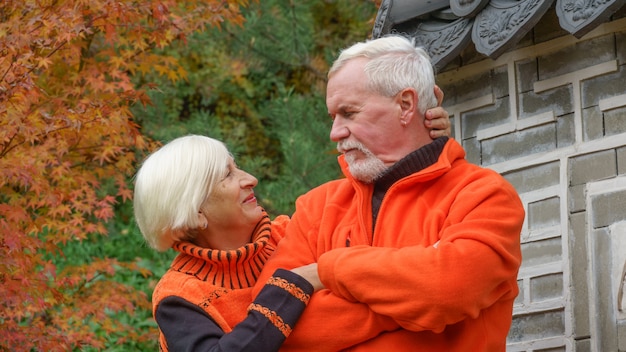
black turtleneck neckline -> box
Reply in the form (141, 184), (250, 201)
(371, 136), (448, 231)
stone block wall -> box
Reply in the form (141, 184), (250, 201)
(437, 6), (626, 351)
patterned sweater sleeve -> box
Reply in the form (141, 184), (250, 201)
(156, 269), (313, 352)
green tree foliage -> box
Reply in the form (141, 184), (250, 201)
(134, 0), (379, 215)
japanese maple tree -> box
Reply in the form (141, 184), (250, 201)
(0, 0), (248, 350)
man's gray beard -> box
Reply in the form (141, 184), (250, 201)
(346, 156), (387, 183)
(339, 141), (387, 183)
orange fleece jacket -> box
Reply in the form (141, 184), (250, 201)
(256, 138), (524, 351)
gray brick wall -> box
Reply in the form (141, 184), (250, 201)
(438, 5), (626, 351)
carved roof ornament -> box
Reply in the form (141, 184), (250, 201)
(472, 0), (554, 59)
(556, 0), (626, 38)
(372, 0), (625, 69)
(392, 13), (474, 69)
(450, 0), (490, 17)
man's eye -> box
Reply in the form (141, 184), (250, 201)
(331, 111), (355, 120)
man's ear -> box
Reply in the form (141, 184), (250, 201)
(399, 88), (418, 124)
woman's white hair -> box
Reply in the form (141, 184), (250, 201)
(328, 35), (437, 115)
(133, 135), (231, 251)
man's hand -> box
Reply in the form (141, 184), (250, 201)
(426, 85), (451, 139)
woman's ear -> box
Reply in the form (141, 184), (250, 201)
(197, 212), (208, 230)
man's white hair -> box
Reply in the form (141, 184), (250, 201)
(328, 35), (437, 115)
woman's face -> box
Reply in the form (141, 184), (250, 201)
(198, 158), (263, 250)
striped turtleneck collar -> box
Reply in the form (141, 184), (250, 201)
(168, 213), (276, 289)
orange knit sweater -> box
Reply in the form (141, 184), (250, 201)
(152, 214), (313, 351)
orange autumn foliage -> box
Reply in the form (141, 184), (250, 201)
(0, 0), (249, 350)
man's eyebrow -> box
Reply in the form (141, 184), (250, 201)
(335, 104), (355, 112)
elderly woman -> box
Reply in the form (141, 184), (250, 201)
(134, 135), (320, 352)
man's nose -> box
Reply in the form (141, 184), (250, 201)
(330, 118), (349, 142)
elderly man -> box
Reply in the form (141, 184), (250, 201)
(256, 34), (524, 351)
